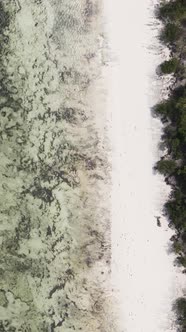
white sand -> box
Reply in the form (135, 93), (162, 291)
(103, 0), (186, 331)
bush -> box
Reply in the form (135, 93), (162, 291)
(170, 138), (182, 158)
(153, 100), (172, 119)
(181, 18), (186, 27)
(165, 190), (186, 230)
(173, 240), (183, 253)
(155, 2), (186, 327)
(158, 0), (186, 21)
(160, 58), (179, 74)
(173, 297), (186, 331)
(178, 112), (186, 141)
(160, 23), (181, 44)
(156, 159), (177, 175)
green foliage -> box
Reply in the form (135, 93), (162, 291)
(173, 241), (183, 253)
(158, 0), (186, 21)
(178, 112), (186, 141)
(181, 17), (186, 26)
(165, 189), (186, 230)
(176, 255), (186, 267)
(160, 58), (179, 74)
(169, 138), (181, 158)
(153, 100), (173, 119)
(176, 98), (186, 113)
(156, 2), (186, 330)
(175, 297), (186, 316)
(160, 23), (181, 44)
(153, 94), (185, 122)
(156, 159), (177, 175)
(174, 297), (186, 331)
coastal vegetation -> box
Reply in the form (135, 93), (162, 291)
(157, 0), (186, 21)
(155, 0), (186, 329)
(160, 22), (181, 43)
(160, 58), (180, 74)
(173, 297), (186, 330)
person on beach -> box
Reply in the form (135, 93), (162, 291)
(155, 216), (161, 227)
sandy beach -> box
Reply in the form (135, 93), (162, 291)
(104, 0), (185, 331)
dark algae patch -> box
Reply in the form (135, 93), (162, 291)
(155, 0), (186, 330)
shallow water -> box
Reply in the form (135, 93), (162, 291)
(0, 1), (114, 331)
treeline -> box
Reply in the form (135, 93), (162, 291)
(154, 0), (186, 330)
